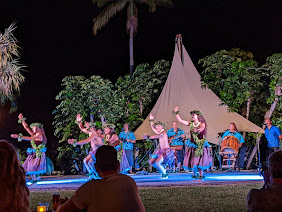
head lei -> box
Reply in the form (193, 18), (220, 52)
(154, 121), (165, 127)
(30, 123), (44, 128)
(190, 110), (203, 116)
(102, 123), (115, 130)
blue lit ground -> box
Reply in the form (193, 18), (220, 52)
(27, 171), (263, 190)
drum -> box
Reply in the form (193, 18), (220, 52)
(220, 136), (239, 157)
(171, 145), (183, 151)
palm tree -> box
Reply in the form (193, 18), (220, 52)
(92, 0), (173, 74)
(0, 23), (25, 110)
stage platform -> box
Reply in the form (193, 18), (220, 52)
(27, 170), (264, 191)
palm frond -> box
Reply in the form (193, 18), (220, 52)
(92, 0), (116, 8)
(0, 23), (19, 66)
(0, 59), (25, 96)
(155, 0), (173, 7)
(93, 0), (127, 35)
(136, 0), (157, 12)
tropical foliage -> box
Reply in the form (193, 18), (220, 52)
(0, 23), (25, 111)
(199, 48), (282, 153)
(262, 53), (282, 128)
(53, 60), (170, 173)
(115, 59), (171, 130)
(92, 0), (173, 73)
(199, 48), (264, 115)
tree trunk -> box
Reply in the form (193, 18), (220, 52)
(243, 97), (252, 139)
(129, 24), (134, 74)
(138, 99), (143, 115)
(264, 97), (279, 119)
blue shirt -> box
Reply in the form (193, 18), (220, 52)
(119, 131), (136, 150)
(265, 126), (282, 148)
(167, 128), (185, 146)
(222, 131), (245, 144)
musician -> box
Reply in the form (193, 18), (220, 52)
(167, 121), (186, 171)
(222, 123), (245, 171)
(119, 123), (136, 174)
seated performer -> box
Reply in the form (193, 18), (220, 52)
(68, 122), (104, 180)
(119, 123), (136, 174)
(103, 123), (130, 173)
(10, 113), (47, 183)
(145, 114), (174, 179)
(174, 107), (212, 180)
(167, 121), (186, 172)
(221, 123), (245, 171)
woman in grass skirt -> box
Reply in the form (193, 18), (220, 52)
(173, 107), (212, 180)
(11, 113), (47, 183)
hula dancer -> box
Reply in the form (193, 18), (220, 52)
(103, 123), (130, 173)
(11, 113), (47, 183)
(173, 107), (212, 180)
(68, 120), (103, 180)
(145, 114), (174, 179)
(119, 123), (136, 174)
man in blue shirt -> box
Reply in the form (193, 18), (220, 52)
(167, 121), (186, 172)
(119, 123), (136, 174)
(264, 119), (282, 157)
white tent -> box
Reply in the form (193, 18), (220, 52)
(134, 36), (264, 144)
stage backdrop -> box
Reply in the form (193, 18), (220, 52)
(134, 36), (264, 145)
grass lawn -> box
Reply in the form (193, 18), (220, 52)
(30, 182), (263, 212)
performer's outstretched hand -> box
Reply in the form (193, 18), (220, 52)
(149, 114), (154, 120)
(76, 114), (83, 122)
(174, 106), (179, 113)
(67, 139), (75, 144)
(143, 133), (148, 139)
(11, 134), (18, 138)
(18, 113), (24, 120)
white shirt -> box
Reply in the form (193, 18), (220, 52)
(71, 173), (145, 212)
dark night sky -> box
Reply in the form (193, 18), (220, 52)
(0, 0), (281, 149)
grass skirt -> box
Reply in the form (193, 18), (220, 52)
(183, 146), (212, 171)
(23, 152), (46, 175)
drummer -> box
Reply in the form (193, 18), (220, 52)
(222, 123), (245, 171)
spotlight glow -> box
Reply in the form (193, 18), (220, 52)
(206, 175), (263, 180)
(27, 178), (87, 186)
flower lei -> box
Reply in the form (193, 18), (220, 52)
(30, 123), (44, 128)
(72, 139), (77, 147)
(30, 140), (46, 158)
(18, 117), (27, 124)
(172, 110), (179, 116)
(190, 122), (206, 157)
(153, 121), (165, 127)
(18, 133), (23, 142)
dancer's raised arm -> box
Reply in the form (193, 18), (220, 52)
(11, 133), (43, 142)
(68, 134), (94, 146)
(18, 113), (33, 135)
(76, 114), (89, 134)
(149, 114), (160, 135)
(173, 106), (190, 126)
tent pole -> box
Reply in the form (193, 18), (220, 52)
(219, 136), (222, 170)
(176, 34), (183, 64)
